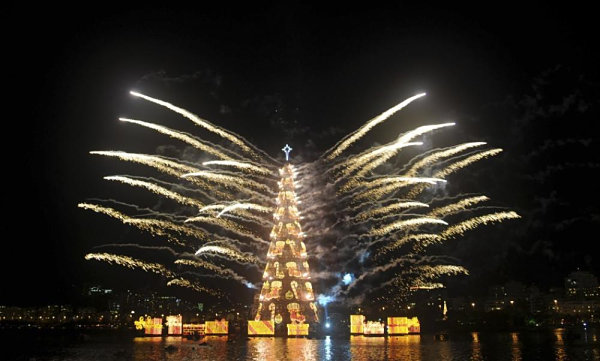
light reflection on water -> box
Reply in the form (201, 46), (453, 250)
(54, 329), (600, 361)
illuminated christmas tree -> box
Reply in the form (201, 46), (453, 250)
(253, 145), (319, 335)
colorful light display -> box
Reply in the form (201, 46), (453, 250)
(166, 315), (182, 335)
(134, 316), (163, 335)
(387, 317), (408, 335)
(363, 321), (385, 335)
(350, 315), (420, 336)
(248, 320), (275, 336)
(183, 323), (205, 336)
(350, 315), (365, 334)
(287, 323), (310, 336)
(253, 163), (319, 336)
(407, 317), (420, 334)
(205, 319), (228, 335)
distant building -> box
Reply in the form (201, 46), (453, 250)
(565, 271), (600, 299)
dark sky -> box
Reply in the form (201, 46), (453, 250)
(3, 4), (599, 305)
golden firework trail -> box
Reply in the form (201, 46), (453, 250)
(378, 234), (440, 255)
(197, 204), (270, 225)
(353, 178), (445, 202)
(123, 219), (188, 246)
(85, 252), (175, 277)
(352, 122), (456, 178)
(78, 203), (206, 244)
(184, 215), (244, 231)
(409, 282), (445, 290)
(184, 216), (266, 244)
(340, 141), (423, 178)
(416, 265), (469, 278)
(217, 203), (272, 218)
(397, 122), (456, 146)
(167, 278), (220, 296)
(325, 92), (426, 161)
(195, 245), (260, 264)
(404, 142), (487, 177)
(119, 118), (233, 160)
(175, 258), (222, 273)
(339, 122), (455, 177)
(181, 171), (272, 196)
(355, 201), (429, 221)
(221, 211), (273, 227)
(92, 152), (228, 199)
(90, 151), (199, 177)
(440, 211), (521, 239)
(129, 91), (259, 159)
(175, 259), (255, 288)
(203, 160), (271, 175)
(427, 196), (490, 218)
(78, 202), (127, 220)
(131, 176), (222, 204)
(433, 149), (503, 178)
(359, 176), (445, 191)
(369, 217), (448, 237)
(199, 204), (226, 213)
(174, 259), (242, 278)
(104, 176), (204, 209)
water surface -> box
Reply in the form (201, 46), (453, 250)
(5, 329), (600, 360)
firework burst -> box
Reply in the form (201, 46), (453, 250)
(81, 90), (518, 307)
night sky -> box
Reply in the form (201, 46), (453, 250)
(4, 4), (599, 306)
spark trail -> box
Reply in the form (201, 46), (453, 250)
(203, 160), (272, 175)
(195, 245), (260, 264)
(181, 171), (272, 197)
(427, 196), (490, 218)
(434, 149), (503, 178)
(104, 175), (204, 209)
(119, 117), (234, 160)
(404, 142), (487, 177)
(78, 203), (206, 244)
(355, 201), (429, 221)
(325, 92), (426, 161)
(175, 258), (248, 281)
(130, 91), (259, 159)
(217, 203), (272, 218)
(85, 253), (175, 278)
(90, 151), (199, 177)
(440, 211), (521, 239)
(369, 217), (448, 236)
(167, 278), (221, 296)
